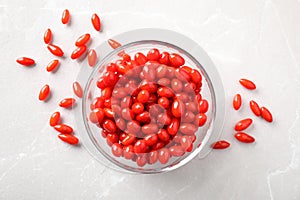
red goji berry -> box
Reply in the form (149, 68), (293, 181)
(158, 148), (170, 164)
(89, 108), (105, 124)
(179, 123), (198, 135)
(147, 48), (160, 61)
(73, 82), (83, 98)
(156, 65), (168, 78)
(141, 124), (158, 135)
(169, 53), (185, 67)
(152, 142), (165, 151)
(134, 52), (148, 65)
(133, 140), (147, 154)
(157, 87), (174, 98)
(71, 46), (87, 59)
(169, 146), (185, 157)
(44, 28), (52, 44)
(61, 9), (70, 24)
(250, 100), (261, 116)
(239, 78), (256, 90)
(121, 134), (136, 146)
(102, 119), (117, 133)
(180, 136), (192, 151)
(39, 84), (50, 101)
(58, 134), (79, 145)
(91, 13), (101, 31)
(75, 33), (90, 47)
(90, 97), (105, 110)
(196, 113), (207, 127)
(106, 133), (119, 146)
(211, 140), (230, 149)
(137, 90), (150, 103)
(131, 102), (144, 114)
(136, 111), (150, 123)
(111, 143), (123, 157)
(46, 59), (60, 72)
(103, 108), (114, 118)
(148, 151), (158, 164)
(157, 129), (170, 142)
(233, 94), (242, 110)
(167, 118), (179, 135)
(261, 106), (273, 122)
(108, 39), (121, 49)
(171, 99), (184, 118)
(59, 98), (76, 108)
(136, 154), (147, 167)
(49, 111), (60, 127)
(185, 102), (197, 112)
(159, 52), (170, 65)
(190, 69), (202, 84)
(234, 132), (255, 143)
(88, 49), (97, 67)
(121, 108), (134, 121)
(234, 118), (253, 131)
(123, 145), (134, 160)
(16, 57), (35, 66)
(47, 44), (64, 57)
(144, 134), (158, 146)
(54, 124), (73, 134)
(158, 97), (170, 109)
(171, 78), (183, 92)
(122, 53), (131, 62)
(199, 99), (209, 113)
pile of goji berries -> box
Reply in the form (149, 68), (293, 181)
(16, 9), (273, 167)
(89, 45), (209, 166)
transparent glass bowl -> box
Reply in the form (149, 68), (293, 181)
(75, 29), (225, 174)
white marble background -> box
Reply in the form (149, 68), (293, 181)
(0, 0), (299, 199)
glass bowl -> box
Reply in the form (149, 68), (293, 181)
(75, 29), (225, 174)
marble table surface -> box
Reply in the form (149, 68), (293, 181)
(0, 0), (299, 199)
